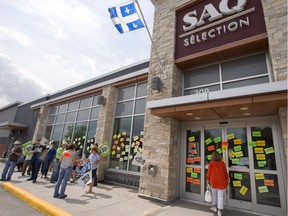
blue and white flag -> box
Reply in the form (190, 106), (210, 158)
(108, 1), (145, 34)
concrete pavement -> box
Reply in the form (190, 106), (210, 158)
(0, 161), (260, 216)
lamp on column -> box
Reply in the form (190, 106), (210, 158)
(151, 76), (161, 91)
(97, 95), (106, 105)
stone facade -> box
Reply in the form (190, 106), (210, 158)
(33, 105), (49, 143)
(261, 0), (288, 81)
(95, 85), (117, 181)
(139, 0), (287, 203)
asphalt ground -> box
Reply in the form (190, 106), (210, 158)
(0, 161), (264, 216)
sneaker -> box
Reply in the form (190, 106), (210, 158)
(210, 206), (217, 213)
(27, 178), (33, 181)
(217, 210), (222, 216)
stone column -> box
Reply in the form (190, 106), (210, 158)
(95, 85), (118, 181)
(261, 0), (288, 81)
(139, 0), (188, 202)
(32, 105), (49, 143)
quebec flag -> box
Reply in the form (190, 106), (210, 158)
(108, 1), (145, 34)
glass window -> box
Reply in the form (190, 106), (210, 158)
(79, 97), (92, 109)
(62, 123), (74, 142)
(186, 129), (201, 166)
(251, 126), (276, 170)
(115, 101), (133, 116)
(55, 113), (65, 124)
(229, 171), (252, 202)
(51, 125), (63, 147)
(255, 174), (280, 207)
(184, 64), (219, 88)
(49, 106), (58, 115)
(222, 53), (268, 81)
(92, 95), (101, 106)
(68, 101), (79, 111)
(58, 104), (68, 113)
(84, 121), (97, 157)
(186, 167), (201, 194)
(90, 107), (100, 120)
(47, 115), (56, 125)
(73, 122), (87, 152)
(44, 126), (53, 142)
(117, 85), (135, 101)
(76, 109), (90, 121)
(136, 82), (147, 97)
(134, 99), (146, 114)
(227, 128), (249, 168)
(65, 111), (76, 122)
(204, 128), (222, 165)
(223, 77), (270, 90)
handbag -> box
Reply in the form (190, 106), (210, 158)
(205, 184), (212, 203)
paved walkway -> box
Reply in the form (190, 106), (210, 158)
(0, 162), (262, 216)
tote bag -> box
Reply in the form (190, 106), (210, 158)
(205, 184), (212, 203)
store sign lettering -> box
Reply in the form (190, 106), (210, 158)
(179, 0), (254, 47)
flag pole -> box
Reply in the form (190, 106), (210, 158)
(134, 0), (163, 72)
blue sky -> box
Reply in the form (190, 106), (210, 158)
(0, 0), (154, 108)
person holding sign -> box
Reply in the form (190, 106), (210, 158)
(85, 146), (100, 193)
(207, 151), (229, 216)
(53, 144), (77, 199)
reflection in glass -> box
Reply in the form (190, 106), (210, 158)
(186, 167), (201, 194)
(73, 122), (88, 157)
(44, 126), (53, 143)
(204, 128), (222, 165)
(58, 104), (68, 113)
(68, 100), (79, 111)
(79, 97), (92, 109)
(49, 106), (58, 115)
(251, 126), (276, 170)
(186, 129), (201, 165)
(62, 123), (74, 142)
(227, 128), (249, 168)
(92, 95), (101, 106)
(255, 174), (280, 207)
(51, 125), (63, 147)
(47, 115), (56, 125)
(77, 109), (90, 121)
(117, 85), (135, 101)
(229, 171), (251, 202)
(134, 99), (146, 114)
(90, 107), (100, 120)
(66, 111), (77, 122)
(115, 101), (133, 116)
(136, 82), (147, 97)
(55, 113), (66, 124)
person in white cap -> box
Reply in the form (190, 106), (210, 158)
(0, 141), (23, 181)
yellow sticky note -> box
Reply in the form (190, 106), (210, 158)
(230, 151), (236, 158)
(256, 154), (266, 160)
(255, 173), (265, 180)
(240, 185), (248, 195)
(189, 136), (195, 142)
(254, 148), (264, 154)
(186, 167), (192, 173)
(233, 181), (242, 187)
(264, 147), (275, 154)
(235, 151), (244, 158)
(234, 139), (242, 145)
(256, 140), (266, 146)
(111, 150), (115, 155)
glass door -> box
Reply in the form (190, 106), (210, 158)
(182, 118), (286, 215)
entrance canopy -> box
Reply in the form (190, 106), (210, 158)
(0, 121), (28, 130)
(147, 81), (287, 122)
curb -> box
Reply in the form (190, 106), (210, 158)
(1, 182), (72, 216)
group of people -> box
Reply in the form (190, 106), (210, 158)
(0, 139), (101, 200)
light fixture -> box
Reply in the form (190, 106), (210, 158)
(97, 95), (106, 105)
(240, 107), (248, 110)
(151, 76), (161, 91)
(186, 113), (193, 116)
(243, 113), (251, 116)
(195, 117), (201, 120)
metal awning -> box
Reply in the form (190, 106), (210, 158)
(0, 121), (28, 130)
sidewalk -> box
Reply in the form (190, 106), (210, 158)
(0, 162), (259, 216)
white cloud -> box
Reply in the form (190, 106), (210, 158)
(0, 0), (154, 108)
(0, 25), (32, 46)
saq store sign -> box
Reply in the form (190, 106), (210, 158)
(175, 0), (266, 60)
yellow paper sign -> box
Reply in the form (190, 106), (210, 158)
(256, 154), (266, 160)
(240, 185), (248, 195)
(264, 147), (275, 154)
(230, 151), (236, 158)
(256, 140), (266, 146)
(233, 181), (241, 187)
(255, 173), (265, 180)
(254, 148), (264, 154)
(235, 151), (244, 158)
(189, 136), (195, 142)
(234, 139), (242, 145)
(227, 133), (235, 140)
(186, 167), (192, 173)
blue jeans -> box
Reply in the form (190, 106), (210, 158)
(1, 160), (17, 180)
(54, 166), (73, 197)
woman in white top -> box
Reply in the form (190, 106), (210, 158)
(53, 144), (77, 199)
(85, 146), (100, 193)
